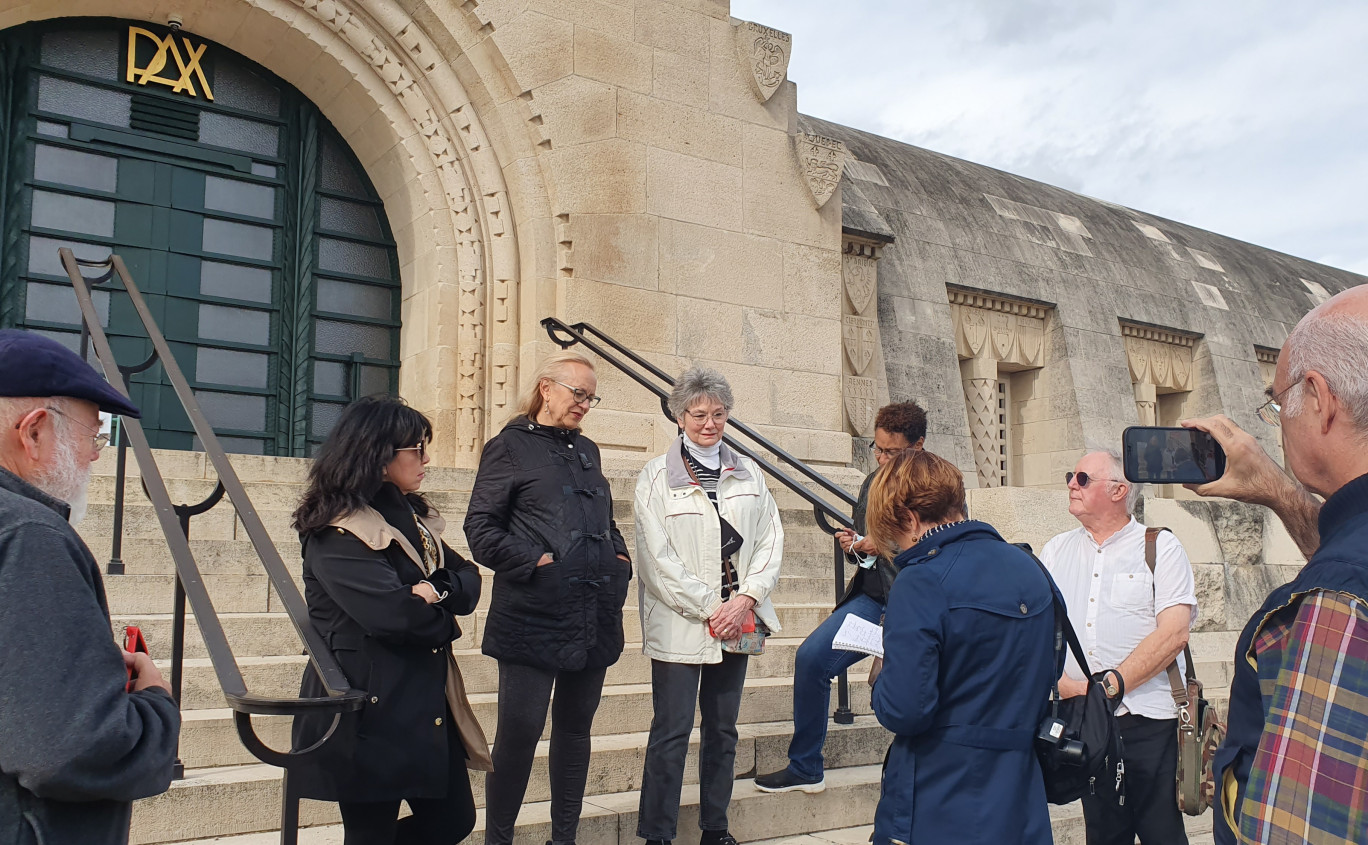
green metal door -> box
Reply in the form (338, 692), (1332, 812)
(0, 19), (401, 455)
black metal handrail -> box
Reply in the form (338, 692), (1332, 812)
(61, 249), (364, 845)
(542, 317), (862, 723)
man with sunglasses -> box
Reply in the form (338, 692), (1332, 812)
(0, 330), (178, 845)
(1040, 449), (1198, 845)
(1183, 284), (1368, 845)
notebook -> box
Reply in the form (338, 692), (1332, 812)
(831, 614), (884, 658)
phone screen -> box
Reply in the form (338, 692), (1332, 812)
(1122, 426), (1225, 485)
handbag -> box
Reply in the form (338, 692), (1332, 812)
(716, 556), (769, 655)
(1144, 527), (1226, 816)
(1024, 548), (1128, 807)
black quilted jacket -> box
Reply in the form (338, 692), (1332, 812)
(463, 416), (631, 671)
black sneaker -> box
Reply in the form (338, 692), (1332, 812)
(701, 832), (738, 845)
(753, 767), (826, 794)
(644, 840), (670, 845)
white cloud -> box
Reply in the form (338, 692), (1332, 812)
(733, 0), (1368, 275)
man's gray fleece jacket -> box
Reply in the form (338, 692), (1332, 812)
(0, 467), (180, 845)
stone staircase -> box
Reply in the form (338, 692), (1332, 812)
(84, 449), (1230, 844)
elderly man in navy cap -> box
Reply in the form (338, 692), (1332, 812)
(0, 330), (180, 845)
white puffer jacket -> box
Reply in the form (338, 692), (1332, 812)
(633, 437), (783, 664)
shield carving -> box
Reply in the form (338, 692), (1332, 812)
(1017, 316), (1043, 364)
(844, 376), (877, 437)
(793, 132), (847, 208)
(843, 252), (876, 315)
(989, 312), (1014, 361)
(1172, 349), (1192, 389)
(1150, 341), (1171, 386)
(960, 308), (988, 358)
(1125, 337), (1149, 383)
(735, 21), (791, 103)
(843, 315), (877, 375)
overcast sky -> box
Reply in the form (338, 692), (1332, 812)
(732, 0), (1368, 276)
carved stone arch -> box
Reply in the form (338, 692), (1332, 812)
(0, 0), (545, 466)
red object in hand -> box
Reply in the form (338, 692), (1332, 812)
(708, 610), (757, 638)
(125, 626), (149, 692)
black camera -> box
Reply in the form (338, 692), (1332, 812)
(1036, 715), (1084, 766)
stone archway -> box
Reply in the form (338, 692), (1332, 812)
(0, 0), (549, 466)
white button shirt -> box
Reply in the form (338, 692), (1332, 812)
(1040, 517), (1198, 720)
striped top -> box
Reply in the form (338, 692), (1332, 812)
(682, 442), (737, 598)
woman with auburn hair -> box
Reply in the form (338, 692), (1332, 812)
(864, 449), (1063, 845)
(463, 350), (632, 845)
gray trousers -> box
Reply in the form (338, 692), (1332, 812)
(637, 652), (750, 841)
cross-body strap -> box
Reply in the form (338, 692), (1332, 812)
(1015, 544), (1108, 694)
(1145, 527), (1196, 711)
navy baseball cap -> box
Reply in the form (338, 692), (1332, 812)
(0, 330), (141, 418)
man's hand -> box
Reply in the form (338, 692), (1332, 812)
(835, 528), (877, 556)
(868, 656), (884, 685)
(1057, 675), (1088, 699)
(708, 595), (756, 639)
(1181, 415), (1321, 556)
(124, 651), (172, 695)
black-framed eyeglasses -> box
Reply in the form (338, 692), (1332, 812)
(394, 441), (427, 459)
(553, 380), (602, 407)
(868, 443), (911, 459)
(1256, 377), (1304, 427)
(1065, 471), (1119, 489)
(13, 406), (110, 450)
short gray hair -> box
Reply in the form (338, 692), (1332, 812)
(1090, 447), (1143, 514)
(1283, 309), (1368, 434)
(668, 366), (734, 420)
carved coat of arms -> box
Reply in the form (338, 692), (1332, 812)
(843, 252), (876, 315)
(1016, 316), (1043, 365)
(960, 308), (988, 358)
(1150, 341), (1172, 386)
(843, 315), (877, 375)
(794, 133), (847, 208)
(735, 21), (791, 102)
(844, 376), (877, 437)
(989, 313), (1014, 361)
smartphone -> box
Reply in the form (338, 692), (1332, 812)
(1121, 426), (1225, 485)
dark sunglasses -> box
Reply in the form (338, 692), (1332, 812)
(1065, 471), (1118, 489)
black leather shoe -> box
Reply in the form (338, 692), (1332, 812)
(701, 831), (738, 845)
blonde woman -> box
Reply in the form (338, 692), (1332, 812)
(463, 351), (632, 845)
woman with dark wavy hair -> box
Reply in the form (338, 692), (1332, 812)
(290, 396), (489, 845)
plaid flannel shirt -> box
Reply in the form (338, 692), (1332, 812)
(1237, 589), (1368, 844)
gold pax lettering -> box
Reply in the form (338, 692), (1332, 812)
(126, 27), (214, 101)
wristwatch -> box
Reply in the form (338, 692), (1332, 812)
(1102, 672), (1121, 699)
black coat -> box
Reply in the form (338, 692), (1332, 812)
(837, 472), (899, 609)
(291, 484), (481, 802)
(464, 416), (631, 671)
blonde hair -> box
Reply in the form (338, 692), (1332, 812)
(516, 351), (597, 421)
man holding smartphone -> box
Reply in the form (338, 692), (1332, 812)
(1184, 284), (1368, 845)
(1040, 448), (1198, 845)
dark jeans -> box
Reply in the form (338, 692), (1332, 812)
(338, 717), (475, 845)
(786, 593), (884, 780)
(637, 652), (750, 840)
(1082, 714), (1188, 845)
(482, 662), (608, 845)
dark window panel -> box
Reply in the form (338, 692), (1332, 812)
(312, 360), (347, 396)
(197, 347), (269, 389)
(319, 195), (382, 240)
(200, 111), (279, 157)
(358, 365), (391, 398)
(202, 217), (274, 261)
(314, 319), (390, 358)
(316, 277), (391, 319)
(311, 402), (344, 438)
(250, 162), (277, 178)
(194, 390), (267, 432)
(204, 175), (276, 220)
(27, 235), (110, 277)
(319, 132), (368, 197)
(25, 281), (110, 326)
(36, 75), (130, 127)
(194, 434), (265, 455)
(318, 237), (389, 280)
(31, 189), (115, 238)
(200, 260), (273, 303)
(40, 30), (119, 80)
(34, 144), (118, 192)
(210, 58), (282, 116)
(198, 303), (270, 346)
(35, 121), (69, 138)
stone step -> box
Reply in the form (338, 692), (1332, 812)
(132, 760), (884, 844)
(170, 713), (888, 799)
(116, 603), (839, 660)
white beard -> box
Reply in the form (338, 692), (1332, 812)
(32, 433), (93, 526)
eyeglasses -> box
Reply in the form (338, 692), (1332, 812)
(1256, 378), (1304, 427)
(394, 441), (427, 459)
(686, 410), (729, 425)
(553, 381), (602, 408)
(14, 406), (111, 451)
(1065, 471), (1120, 489)
(868, 443), (911, 459)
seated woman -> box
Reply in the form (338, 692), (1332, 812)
(864, 449), (1061, 845)
(290, 396), (489, 845)
(633, 366), (784, 845)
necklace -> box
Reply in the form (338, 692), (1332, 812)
(916, 518), (971, 544)
(412, 513), (437, 575)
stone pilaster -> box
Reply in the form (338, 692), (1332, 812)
(1134, 382), (1158, 426)
(961, 356), (1002, 488)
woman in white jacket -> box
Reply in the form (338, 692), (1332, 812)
(633, 366), (783, 845)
